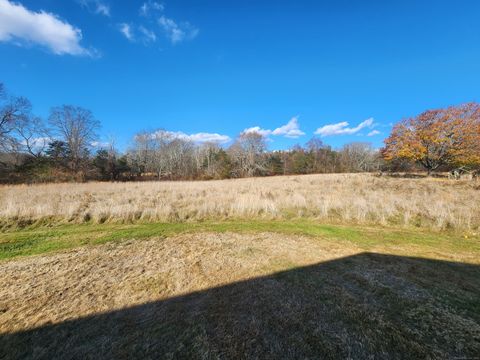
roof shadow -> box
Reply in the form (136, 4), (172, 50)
(1, 253), (479, 359)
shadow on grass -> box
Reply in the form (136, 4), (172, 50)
(382, 172), (451, 179)
(1, 253), (479, 359)
(382, 172), (428, 179)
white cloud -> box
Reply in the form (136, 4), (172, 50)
(242, 126), (272, 137)
(91, 141), (110, 148)
(367, 130), (381, 137)
(139, 1), (164, 16)
(152, 130), (231, 144)
(242, 117), (306, 139)
(0, 0), (91, 56)
(21, 136), (51, 149)
(272, 116), (305, 138)
(158, 15), (198, 44)
(186, 132), (231, 144)
(119, 23), (134, 41)
(315, 118), (374, 137)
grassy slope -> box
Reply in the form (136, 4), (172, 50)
(1, 220), (479, 262)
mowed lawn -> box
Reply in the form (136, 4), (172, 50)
(1, 221), (479, 359)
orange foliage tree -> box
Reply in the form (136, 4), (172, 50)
(382, 103), (480, 174)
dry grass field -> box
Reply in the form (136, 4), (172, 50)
(1, 173), (480, 359)
(1, 230), (480, 359)
(1, 173), (479, 230)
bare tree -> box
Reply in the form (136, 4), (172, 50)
(229, 132), (267, 177)
(196, 142), (219, 177)
(170, 138), (196, 179)
(0, 84), (32, 153)
(128, 131), (155, 175)
(306, 137), (324, 153)
(15, 116), (51, 157)
(306, 137), (324, 173)
(49, 105), (100, 172)
(340, 142), (378, 172)
(152, 130), (175, 178)
(128, 130), (197, 179)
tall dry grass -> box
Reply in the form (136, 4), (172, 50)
(1, 173), (479, 230)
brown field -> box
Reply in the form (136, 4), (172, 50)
(1, 173), (479, 230)
(1, 231), (479, 359)
(1, 173), (480, 359)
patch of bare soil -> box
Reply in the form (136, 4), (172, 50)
(1, 233), (479, 359)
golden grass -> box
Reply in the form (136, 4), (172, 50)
(1, 173), (479, 230)
(0, 232), (351, 334)
(2, 173), (479, 358)
(1, 232), (479, 358)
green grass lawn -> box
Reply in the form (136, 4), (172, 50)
(1, 220), (479, 261)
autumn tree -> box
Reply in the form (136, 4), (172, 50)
(382, 103), (480, 174)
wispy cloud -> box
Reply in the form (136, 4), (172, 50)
(77, 0), (110, 17)
(158, 15), (198, 44)
(138, 25), (156, 43)
(0, 0), (92, 56)
(119, 23), (134, 41)
(367, 130), (381, 137)
(119, 3), (198, 46)
(118, 23), (157, 44)
(95, 3), (110, 16)
(139, 1), (164, 17)
(315, 118), (374, 137)
(242, 117), (306, 139)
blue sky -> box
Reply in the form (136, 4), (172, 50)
(1, 0), (479, 151)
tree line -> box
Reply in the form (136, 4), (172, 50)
(1, 82), (479, 183)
